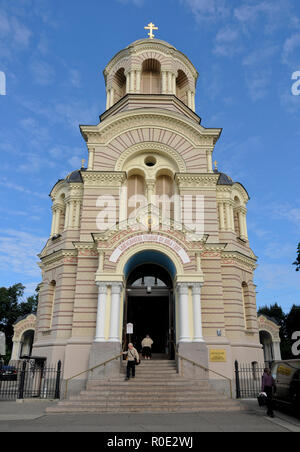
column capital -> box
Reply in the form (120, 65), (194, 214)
(96, 282), (107, 294)
(111, 282), (123, 294)
(177, 283), (189, 295)
(192, 283), (203, 294)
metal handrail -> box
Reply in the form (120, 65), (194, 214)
(64, 353), (123, 399)
(171, 342), (233, 399)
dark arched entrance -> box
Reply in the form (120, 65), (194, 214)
(123, 251), (176, 359)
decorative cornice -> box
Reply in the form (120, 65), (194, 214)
(221, 250), (257, 271)
(80, 110), (221, 147)
(175, 173), (219, 188)
(81, 171), (126, 187)
(39, 249), (78, 268)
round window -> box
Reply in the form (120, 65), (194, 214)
(145, 156), (157, 167)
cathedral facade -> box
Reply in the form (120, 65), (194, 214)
(33, 35), (263, 395)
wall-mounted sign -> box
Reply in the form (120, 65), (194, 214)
(126, 323), (133, 334)
(109, 234), (190, 264)
(209, 349), (227, 363)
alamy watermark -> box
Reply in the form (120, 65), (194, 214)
(291, 71), (300, 96)
(96, 193), (205, 241)
(0, 71), (6, 96)
(292, 331), (300, 357)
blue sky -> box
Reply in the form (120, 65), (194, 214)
(0, 0), (299, 312)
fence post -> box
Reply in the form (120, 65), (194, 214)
(55, 361), (61, 399)
(234, 360), (241, 399)
(18, 361), (27, 399)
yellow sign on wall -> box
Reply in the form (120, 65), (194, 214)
(210, 349), (227, 363)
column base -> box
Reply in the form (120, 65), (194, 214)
(88, 341), (122, 381)
(177, 342), (209, 380)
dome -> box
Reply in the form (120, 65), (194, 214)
(216, 171), (234, 186)
(65, 169), (85, 183)
(127, 38), (177, 50)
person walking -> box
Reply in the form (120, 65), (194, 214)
(123, 343), (140, 381)
(141, 335), (153, 359)
(262, 368), (276, 418)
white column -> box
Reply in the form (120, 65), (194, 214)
(178, 284), (190, 343)
(238, 210), (245, 238)
(109, 283), (123, 342)
(119, 183), (128, 228)
(168, 72), (172, 94)
(172, 73), (176, 94)
(192, 92), (195, 111)
(136, 70), (141, 93)
(74, 200), (81, 228)
(110, 88), (115, 107)
(174, 184), (182, 230)
(218, 202), (225, 231)
(50, 208), (56, 236)
(130, 70), (135, 93)
(126, 72), (130, 93)
(187, 90), (193, 109)
(88, 148), (95, 170)
(106, 89), (110, 110)
(192, 284), (204, 342)
(64, 203), (70, 230)
(242, 211), (248, 240)
(54, 207), (62, 234)
(95, 283), (108, 342)
(68, 201), (75, 229)
(162, 71), (167, 94)
(206, 150), (213, 173)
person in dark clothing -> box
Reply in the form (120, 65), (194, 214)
(262, 368), (276, 418)
(123, 343), (140, 381)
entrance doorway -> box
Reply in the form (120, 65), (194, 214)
(123, 263), (175, 359)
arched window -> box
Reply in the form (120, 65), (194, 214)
(155, 173), (175, 223)
(176, 70), (189, 105)
(113, 68), (126, 103)
(141, 59), (161, 94)
(127, 174), (146, 219)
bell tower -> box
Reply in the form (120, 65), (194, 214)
(103, 31), (198, 112)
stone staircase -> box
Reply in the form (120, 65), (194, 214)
(47, 360), (241, 413)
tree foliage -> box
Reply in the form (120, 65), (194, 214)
(293, 243), (300, 271)
(258, 303), (300, 359)
(0, 283), (39, 360)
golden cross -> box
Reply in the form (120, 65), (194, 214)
(214, 160), (218, 170)
(144, 22), (158, 40)
(81, 159), (86, 168)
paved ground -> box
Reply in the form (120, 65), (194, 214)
(0, 399), (299, 432)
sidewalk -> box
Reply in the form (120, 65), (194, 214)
(0, 398), (299, 432)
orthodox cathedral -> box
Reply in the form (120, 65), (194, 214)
(32, 25), (264, 395)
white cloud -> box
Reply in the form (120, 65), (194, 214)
(282, 33), (300, 66)
(30, 59), (56, 86)
(0, 177), (48, 199)
(213, 26), (241, 57)
(0, 229), (47, 278)
(182, 0), (230, 23)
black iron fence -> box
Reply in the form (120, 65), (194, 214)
(0, 360), (61, 400)
(235, 361), (269, 399)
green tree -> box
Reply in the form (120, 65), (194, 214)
(293, 243), (300, 271)
(286, 305), (300, 346)
(0, 283), (39, 361)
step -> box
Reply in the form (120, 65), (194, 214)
(47, 403), (242, 414)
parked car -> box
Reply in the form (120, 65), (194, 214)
(271, 360), (300, 416)
(0, 366), (18, 381)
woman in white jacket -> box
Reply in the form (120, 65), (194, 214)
(141, 335), (153, 360)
